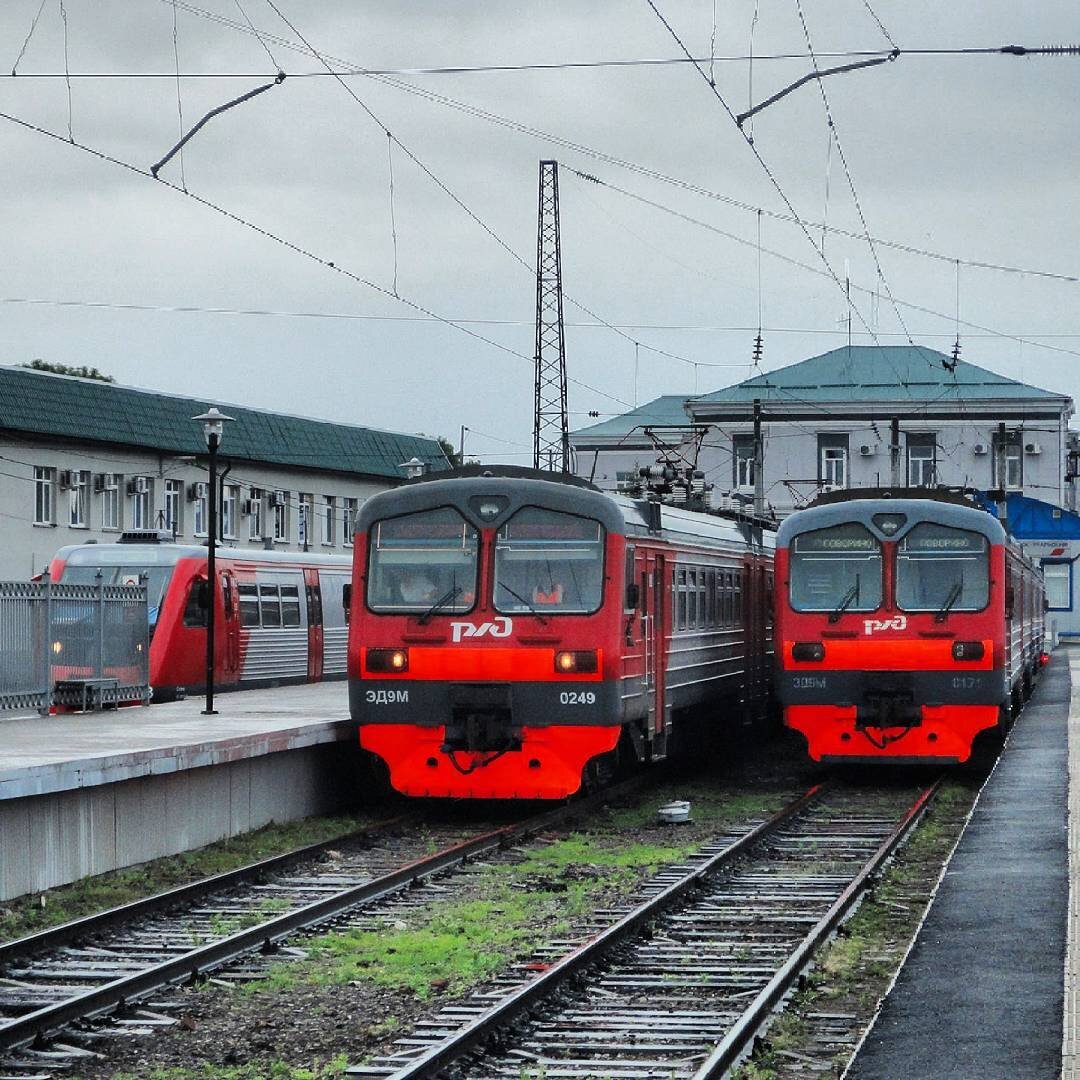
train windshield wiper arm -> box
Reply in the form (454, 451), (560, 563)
(828, 577), (860, 624)
(418, 584), (461, 625)
(497, 583), (549, 624)
(935, 579), (964, 623)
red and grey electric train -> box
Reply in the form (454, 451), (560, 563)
(774, 494), (1045, 763)
(49, 534), (352, 700)
(348, 467), (775, 799)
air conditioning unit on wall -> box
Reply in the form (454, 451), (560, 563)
(1025, 442), (1042, 455)
(859, 444), (876, 457)
(973, 443), (989, 455)
(186, 482), (206, 502)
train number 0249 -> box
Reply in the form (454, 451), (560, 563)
(560, 691), (597, 706)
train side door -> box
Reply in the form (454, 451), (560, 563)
(645, 552), (667, 748)
(221, 569), (240, 681)
(305, 569), (324, 681)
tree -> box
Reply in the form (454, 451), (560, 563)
(436, 436), (462, 468)
(21, 359), (115, 383)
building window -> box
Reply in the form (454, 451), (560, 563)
(907, 434), (937, 488)
(101, 474), (121, 530)
(247, 489), (264, 541)
(818, 435), (849, 489)
(272, 490), (289, 542)
(221, 484), (239, 540)
(343, 497), (358, 547)
(321, 496), (335, 546)
(163, 478), (182, 536)
(298, 493), (313, 547)
(34, 467), (55, 525)
(69, 470), (90, 528)
(129, 476), (152, 530)
(992, 431), (1023, 491)
(1043, 561), (1072, 611)
(733, 434), (755, 490)
(192, 482), (209, 537)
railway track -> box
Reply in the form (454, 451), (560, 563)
(348, 780), (938, 1079)
(0, 788), (643, 1076)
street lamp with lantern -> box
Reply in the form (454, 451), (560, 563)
(192, 407), (234, 714)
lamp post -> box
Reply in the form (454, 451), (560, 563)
(192, 407), (234, 715)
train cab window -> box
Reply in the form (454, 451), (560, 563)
(368, 507), (478, 615)
(281, 584), (302, 627)
(238, 583), (260, 627)
(260, 584), (282, 627)
(183, 579), (207, 627)
(789, 523), (883, 613)
(493, 507), (604, 615)
(896, 523), (989, 613)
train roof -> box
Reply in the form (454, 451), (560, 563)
(357, 470), (774, 552)
(51, 542), (351, 569)
(775, 497), (1008, 547)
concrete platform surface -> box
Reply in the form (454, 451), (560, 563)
(847, 656), (1069, 1080)
(0, 682), (354, 801)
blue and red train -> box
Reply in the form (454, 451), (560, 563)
(347, 467), (775, 798)
(773, 493), (1046, 763)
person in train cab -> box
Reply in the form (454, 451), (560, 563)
(533, 581), (565, 605)
(399, 571), (438, 605)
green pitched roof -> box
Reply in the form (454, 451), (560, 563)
(691, 346), (1066, 406)
(0, 366), (450, 479)
(570, 395), (692, 440)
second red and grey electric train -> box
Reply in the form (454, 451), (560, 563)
(774, 493), (1045, 763)
(49, 533), (352, 700)
(348, 467), (775, 799)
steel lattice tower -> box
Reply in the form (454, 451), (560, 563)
(533, 160), (569, 473)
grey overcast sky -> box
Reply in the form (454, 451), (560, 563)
(1, 1), (1077, 461)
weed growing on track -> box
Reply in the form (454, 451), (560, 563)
(112, 1054), (350, 1080)
(0, 815), (379, 944)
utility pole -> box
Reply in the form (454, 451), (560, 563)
(996, 421), (1008, 528)
(752, 398), (764, 517)
(533, 160), (569, 473)
(890, 417), (901, 488)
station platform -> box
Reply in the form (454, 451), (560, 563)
(846, 654), (1070, 1079)
(0, 683), (359, 901)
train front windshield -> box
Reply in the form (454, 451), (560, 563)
(58, 549), (177, 627)
(367, 507), (479, 614)
(789, 523), (883, 614)
(494, 508), (604, 614)
(895, 523), (989, 613)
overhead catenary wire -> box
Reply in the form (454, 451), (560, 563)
(170, 0), (187, 190)
(58, 0), (73, 141)
(10, 0), (49, 76)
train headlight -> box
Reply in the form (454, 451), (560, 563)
(367, 647), (409, 673)
(792, 642), (825, 662)
(952, 641), (985, 661)
(554, 650), (598, 674)
(51, 640), (63, 656)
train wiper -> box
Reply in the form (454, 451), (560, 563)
(828, 577), (860, 624)
(935, 579), (964, 623)
(497, 583), (549, 625)
(418, 584), (462, 625)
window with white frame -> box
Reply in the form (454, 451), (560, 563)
(272, 491), (289, 542)
(818, 435), (848, 489)
(69, 470), (90, 528)
(247, 488), (264, 541)
(733, 434), (756, 490)
(298, 493), (313, 547)
(192, 482), (209, 537)
(101, 474), (122, 530)
(907, 434), (937, 488)
(1043, 561), (1072, 611)
(163, 479), (182, 536)
(343, 497), (358, 546)
(321, 496), (335, 546)
(129, 477), (152, 530)
(992, 431), (1023, 490)
(221, 484), (239, 539)
(34, 467), (55, 525)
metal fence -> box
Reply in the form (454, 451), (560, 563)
(0, 581), (151, 715)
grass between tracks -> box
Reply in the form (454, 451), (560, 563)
(733, 778), (978, 1079)
(244, 782), (787, 1000)
(113, 1057), (350, 1080)
(0, 814), (381, 945)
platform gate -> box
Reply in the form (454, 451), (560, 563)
(0, 580), (151, 715)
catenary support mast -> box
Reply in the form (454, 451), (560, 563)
(533, 160), (570, 473)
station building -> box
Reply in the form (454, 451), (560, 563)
(0, 365), (450, 579)
(572, 345), (1075, 518)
